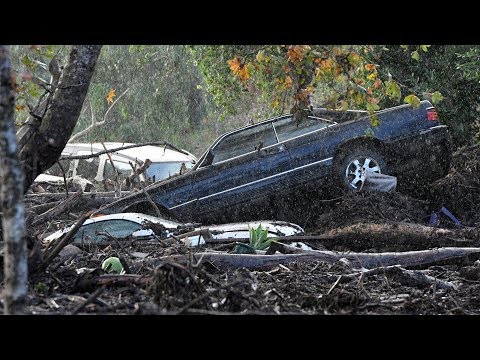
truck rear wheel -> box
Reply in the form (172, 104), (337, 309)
(334, 147), (388, 192)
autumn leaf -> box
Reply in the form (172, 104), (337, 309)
(287, 45), (309, 63)
(283, 76), (293, 89)
(106, 89), (116, 104)
(366, 96), (380, 104)
(367, 72), (377, 81)
(227, 55), (242, 73)
(373, 78), (382, 89)
(365, 63), (376, 72)
(15, 105), (26, 112)
(404, 94), (421, 108)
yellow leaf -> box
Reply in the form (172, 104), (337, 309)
(106, 89), (116, 104)
(284, 76), (293, 89)
(367, 72), (377, 81)
(256, 50), (265, 62)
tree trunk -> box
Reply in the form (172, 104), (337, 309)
(17, 45), (102, 193)
(0, 46), (28, 314)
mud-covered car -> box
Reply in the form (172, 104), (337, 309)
(44, 213), (304, 246)
(95, 101), (452, 224)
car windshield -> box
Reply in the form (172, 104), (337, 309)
(145, 161), (194, 181)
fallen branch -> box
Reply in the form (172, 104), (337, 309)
(149, 247), (480, 270)
(31, 190), (83, 226)
(72, 284), (107, 314)
(142, 188), (163, 218)
(94, 274), (150, 286)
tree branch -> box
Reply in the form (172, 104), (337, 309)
(69, 88), (130, 142)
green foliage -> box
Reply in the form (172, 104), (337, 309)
(411, 50), (420, 61)
(9, 45), (67, 124)
(404, 94), (421, 108)
(249, 224), (274, 250)
(377, 45), (480, 146)
(34, 282), (48, 295)
(385, 80), (401, 101)
(431, 91), (444, 105)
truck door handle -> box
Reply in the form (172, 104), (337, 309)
(260, 144), (286, 156)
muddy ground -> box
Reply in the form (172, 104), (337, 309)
(4, 145), (480, 315)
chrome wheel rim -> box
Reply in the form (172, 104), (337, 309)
(345, 156), (381, 189)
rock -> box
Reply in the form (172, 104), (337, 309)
(59, 244), (83, 259)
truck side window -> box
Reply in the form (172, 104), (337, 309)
(212, 122), (277, 164)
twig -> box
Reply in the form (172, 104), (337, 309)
(326, 275), (342, 295)
(56, 160), (69, 198)
(69, 88), (130, 142)
(142, 188), (163, 218)
(72, 284), (107, 314)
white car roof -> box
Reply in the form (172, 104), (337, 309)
(43, 213), (305, 243)
(63, 143), (197, 163)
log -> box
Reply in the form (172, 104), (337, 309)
(319, 221), (478, 250)
(148, 247), (480, 270)
(31, 190), (83, 226)
(343, 265), (457, 290)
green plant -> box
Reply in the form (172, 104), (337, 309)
(102, 256), (125, 274)
(249, 224), (274, 250)
(34, 282), (48, 295)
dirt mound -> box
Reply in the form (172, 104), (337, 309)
(311, 191), (430, 233)
(427, 145), (480, 226)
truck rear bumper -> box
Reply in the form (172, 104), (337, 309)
(387, 125), (452, 179)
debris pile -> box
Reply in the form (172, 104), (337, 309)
(4, 145), (480, 315)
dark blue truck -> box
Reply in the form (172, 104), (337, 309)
(96, 100), (452, 223)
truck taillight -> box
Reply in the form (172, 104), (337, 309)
(427, 107), (439, 122)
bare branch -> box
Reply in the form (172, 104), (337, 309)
(69, 88), (130, 142)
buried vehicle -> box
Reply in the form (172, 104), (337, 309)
(35, 142), (197, 186)
(44, 213), (304, 247)
(95, 101), (452, 224)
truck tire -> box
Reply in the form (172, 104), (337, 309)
(334, 147), (388, 192)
